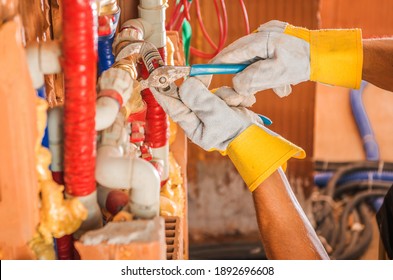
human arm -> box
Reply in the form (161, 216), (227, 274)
(253, 168), (329, 260)
(362, 38), (393, 92)
(150, 78), (328, 259)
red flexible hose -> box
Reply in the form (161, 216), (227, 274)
(173, 11), (186, 31)
(63, 0), (97, 196)
(166, 2), (182, 30)
(219, 0), (228, 49)
(182, 0), (191, 21)
(140, 47), (168, 149)
(142, 91), (168, 148)
(195, 0), (218, 50)
(56, 235), (74, 260)
(238, 0), (250, 34)
(190, 0), (228, 59)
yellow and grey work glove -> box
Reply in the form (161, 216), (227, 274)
(212, 20), (363, 97)
(151, 77), (305, 192)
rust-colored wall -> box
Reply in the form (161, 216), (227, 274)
(314, 0), (393, 162)
(320, 0), (393, 38)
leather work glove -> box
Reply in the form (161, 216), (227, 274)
(212, 20), (363, 97)
(151, 77), (305, 192)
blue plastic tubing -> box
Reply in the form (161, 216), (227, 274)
(36, 86), (49, 148)
(314, 171), (393, 187)
(349, 81), (380, 161)
(98, 35), (115, 76)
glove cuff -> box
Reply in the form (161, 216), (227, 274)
(285, 25), (363, 89)
(227, 125), (306, 192)
(284, 24), (311, 42)
(309, 28), (363, 89)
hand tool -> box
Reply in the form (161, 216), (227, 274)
(139, 64), (248, 90)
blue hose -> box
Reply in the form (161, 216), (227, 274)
(36, 86), (49, 149)
(314, 171), (393, 187)
(98, 35), (115, 76)
(349, 81), (380, 161)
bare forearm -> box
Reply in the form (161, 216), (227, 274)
(252, 168), (329, 260)
(362, 38), (393, 91)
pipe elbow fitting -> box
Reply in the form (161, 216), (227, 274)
(95, 145), (160, 219)
(96, 67), (135, 131)
(26, 41), (61, 89)
(95, 97), (120, 131)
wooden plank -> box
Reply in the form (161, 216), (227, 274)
(0, 20), (39, 260)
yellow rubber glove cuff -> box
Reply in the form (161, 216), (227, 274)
(227, 125), (306, 192)
(285, 25), (363, 89)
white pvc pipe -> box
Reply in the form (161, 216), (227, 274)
(95, 145), (160, 219)
(96, 97), (120, 131)
(26, 41), (61, 89)
(67, 191), (103, 239)
(139, 0), (166, 48)
(120, 18), (152, 41)
(128, 158), (161, 218)
(47, 106), (64, 172)
(151, 145), (169, 182)
(96, 68), (135, 131)
(96, 184), (113, 210)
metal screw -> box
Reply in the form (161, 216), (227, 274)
(159, 76), (167, 84)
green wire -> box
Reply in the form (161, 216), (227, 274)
(182, 19), (192, 65)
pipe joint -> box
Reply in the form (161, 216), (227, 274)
(26, 41), (62, 89)
(96, 67), (135, 131)
(99, 67), (133, 105)
(98, 113), (129, 149)
(138, 0), (167, 48)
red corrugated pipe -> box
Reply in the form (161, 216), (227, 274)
(140, 46), (168, 186)
(62, 0), (97, 197)
(56, 235), (74, 260)
(140, 48), (168, 149)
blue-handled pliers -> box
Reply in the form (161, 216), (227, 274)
(139, 64), (248, 91)
(139, 64), (272, 126)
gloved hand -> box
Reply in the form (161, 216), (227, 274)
(151, 77), (305, 191)
(212, 20), (363, 97)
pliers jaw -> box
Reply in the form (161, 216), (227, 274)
(138, 41), (190, 91)
(139, 66), (190, 91)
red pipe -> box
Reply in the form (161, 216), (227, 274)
(140, 47), (168, 149)
(56, 235), (74, 260)
(62, 0), (97, 197)
(141, 90), (168, 148)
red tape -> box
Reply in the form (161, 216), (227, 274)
(97, 89), (123, 106)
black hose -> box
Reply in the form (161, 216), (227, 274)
(315, 210), (336, 248)
(334, 180), (392, 198)
(340, 208), (361, 257)
(331, 190), (387, 259)
(325, 161), (393, 197)
(337, 204), (374, 260)
(316, 163), (392, 248)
